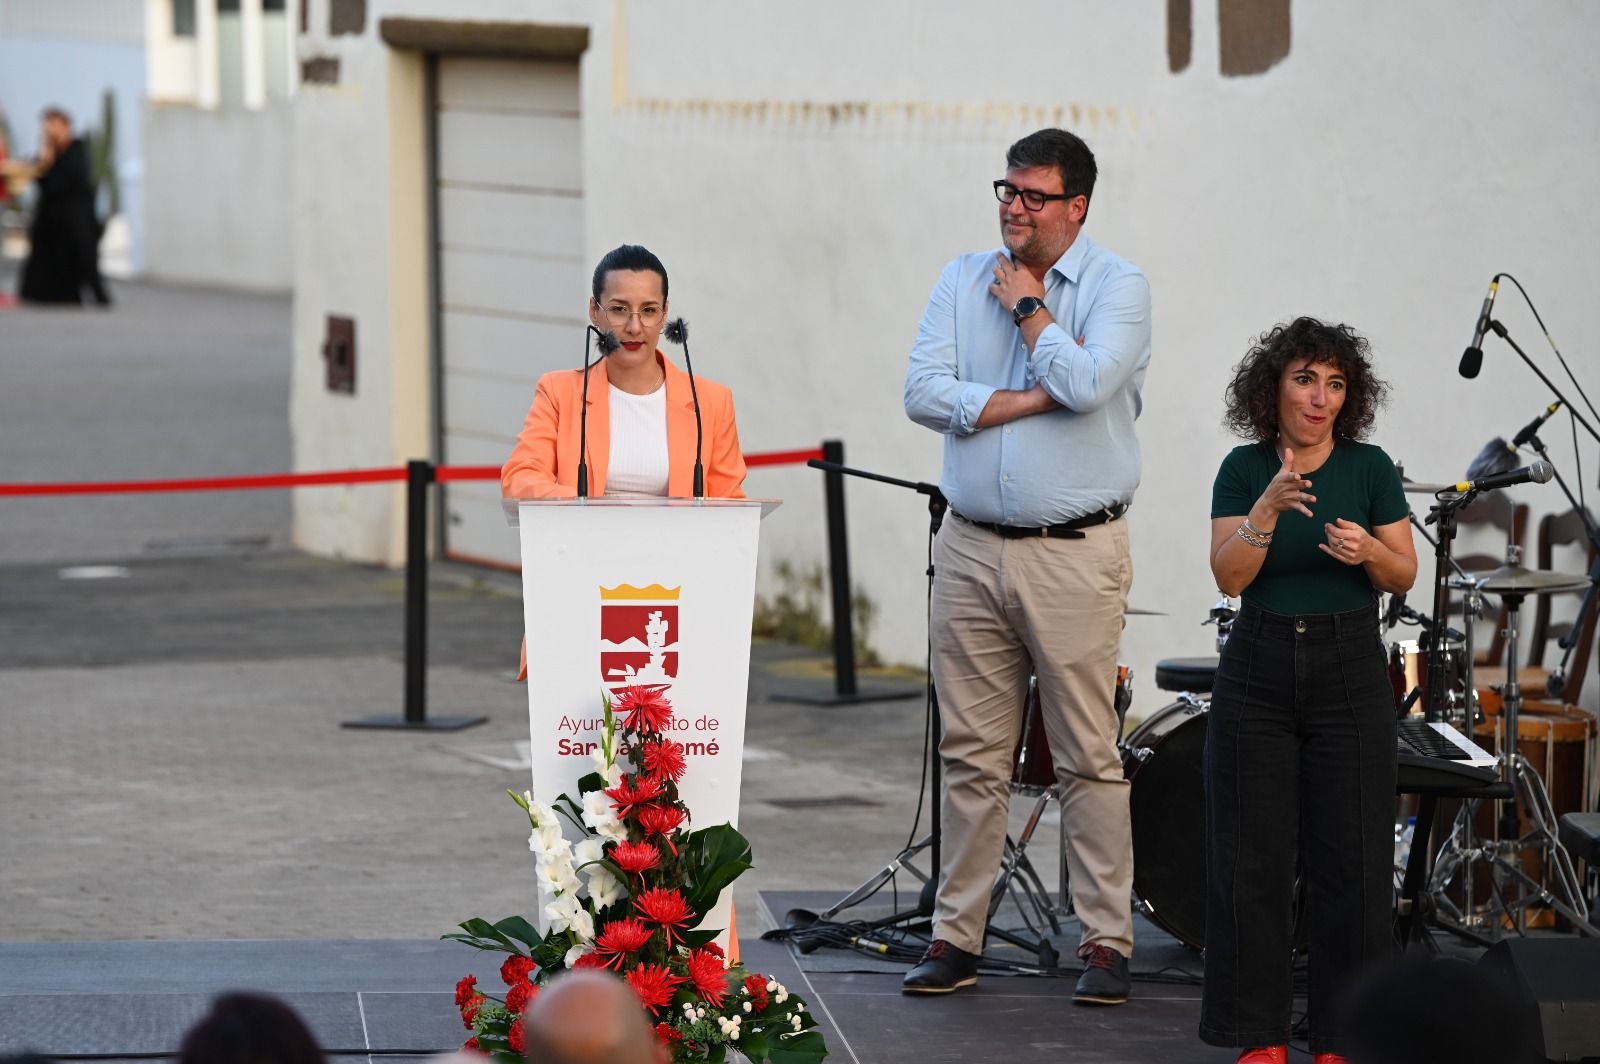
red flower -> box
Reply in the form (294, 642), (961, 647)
(702, 941), (724, 960)
(572, 952), (610, 970)
(454, 975), (478, 1008)
(686, 947), (729, 1006)
(636, 803), (687, 840)
(593, 915), (655, 967)
(610, 840), (661, 876)
(624, 961), (685, 1014)
(461, 1037), (482, 1053)
(744, 973), (770, 1012)
(606, 774), (664, 818)
(499, 954), (535, 988)
(642, 739), (688, 782)
(655, 1022), (682, 1045)
(634, 886), (695, 947)
(460, 994), (484, 1028)
(505, 980), (536, 1014)
(507, 1018), (526, 1055)
(615, 685), (675, 734)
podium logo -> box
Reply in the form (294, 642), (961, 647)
(599, 583), (681, 694)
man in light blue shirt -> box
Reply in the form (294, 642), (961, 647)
(902, 129), (1150, 1004)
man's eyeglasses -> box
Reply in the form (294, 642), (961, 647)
(993, 180), (1074, 212)
(600, 303), (664, 329)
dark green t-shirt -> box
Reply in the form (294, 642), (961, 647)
(1211, 439), (1410, 616)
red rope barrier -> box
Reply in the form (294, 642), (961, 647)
(745, 447), (826, 468)
(433, 465), (501, 483)
(0, 447), (825, 497)
(0, 466), (408, 497)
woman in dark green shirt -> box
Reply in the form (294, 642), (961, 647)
(1199, 318), (1417, 1064)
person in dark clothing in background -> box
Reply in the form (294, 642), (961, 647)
(19, 107), (110, 307)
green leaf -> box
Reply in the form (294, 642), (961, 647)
(577, 770), (605, 794)
(766, 1029), (829, 1063)
(492, 915), (544, 952)
(507, 788), (531, 813)
(680, 928), (723, 949)
(739, 1030), (770, 1059)
(680, 824), (753, 914)
(449, 918), (517, 952)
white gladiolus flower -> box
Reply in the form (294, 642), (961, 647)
(585, 863), (626, 910)
(573, 836), (605, 868)
(570, 904), (595, 941)
(544, 893), (583, 934)
(564, 941), (592, 968)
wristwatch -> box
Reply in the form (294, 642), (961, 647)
(1012, 296), (1046, 326)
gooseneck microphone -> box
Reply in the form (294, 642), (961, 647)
(1451, 459), (1553, 494)
(663, 317), (705, 498)
(576, 325), (620, 499)
(1508, 400), (1563, 454)
(1458, 274), (1501, 379)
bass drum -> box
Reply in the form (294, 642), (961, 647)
(1123, 698), (1309, 952)
(1123, 699), (1210, 950)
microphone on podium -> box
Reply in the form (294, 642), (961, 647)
(577, 325), (620, 499)
(663, 318), (705, 498)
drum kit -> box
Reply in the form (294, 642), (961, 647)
(1000, 477), (1600, 949)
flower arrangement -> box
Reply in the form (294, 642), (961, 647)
(447, 686), (827, 1063)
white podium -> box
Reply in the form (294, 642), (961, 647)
(508, 498), (777, 946)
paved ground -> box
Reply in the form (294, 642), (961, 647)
(0, 272), (1062, 944)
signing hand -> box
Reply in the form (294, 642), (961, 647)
(1320, 517), (1373, 565)
(1260, 447), (1316, 518)
(988, 252), (1045, 313)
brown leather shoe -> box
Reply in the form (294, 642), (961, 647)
(901, 939), (980, 994)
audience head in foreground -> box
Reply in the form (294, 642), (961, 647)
(523, 971), (667, 1064)
(178, 992), (326, 1064)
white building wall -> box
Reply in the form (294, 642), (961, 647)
(291, 1), (1600, 699)
(141, 101), (293, 291)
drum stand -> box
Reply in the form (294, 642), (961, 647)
(1429, 587), (1599, 939)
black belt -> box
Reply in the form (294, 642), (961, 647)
(954, 504), (1126, 540)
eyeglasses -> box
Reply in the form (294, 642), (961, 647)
(993, 180), (1074, 212)
(599, 303), (664, 329)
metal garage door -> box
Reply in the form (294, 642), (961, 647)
(434, 55), (583, 567)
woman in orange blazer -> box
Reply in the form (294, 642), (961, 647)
(503, 245), (747, 683)
(502, 244), (747, 501)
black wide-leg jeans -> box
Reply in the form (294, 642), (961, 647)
(1199, 602), (1397, 1054)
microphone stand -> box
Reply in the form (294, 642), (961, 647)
(576, 326), (617, 498)
(1516, 429), (1600, 695)
(663, 319), (704, 497)
(1423, 491), (1482, 724)
(1485, 318), (1600, 450)
(794, 459), (947, 930)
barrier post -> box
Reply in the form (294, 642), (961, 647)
(342, 459), (487, 731)
(821, 439), (858, 698)
(774, 440), (922, 706)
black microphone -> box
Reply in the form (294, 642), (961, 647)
(1451, 459), (1553, 494)
(662, 317), (704, 498)
(576, 326), (620, 499)
(1545, 667), (1567, 699)
(1458, 275), (1500, 379)
(1508, 400), (1563, 453)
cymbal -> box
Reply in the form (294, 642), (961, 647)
(1462, 564), (1591, 595)
(1125, 606), (1168, 616)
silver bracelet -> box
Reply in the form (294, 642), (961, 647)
(1241, 517), (1274, 540)
(1235, 523), (1271, 549)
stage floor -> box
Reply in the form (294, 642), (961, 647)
(0, 895), (1497, 1064)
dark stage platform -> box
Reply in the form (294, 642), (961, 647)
(0, 898), (1513, 1064)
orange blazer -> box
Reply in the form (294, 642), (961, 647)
(503, 350), (747, 680)
(502, 350), (747, 501)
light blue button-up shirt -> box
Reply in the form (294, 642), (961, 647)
(904, 233), (1151, 526)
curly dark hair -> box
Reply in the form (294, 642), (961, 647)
(1223, 317), (1389, 442)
